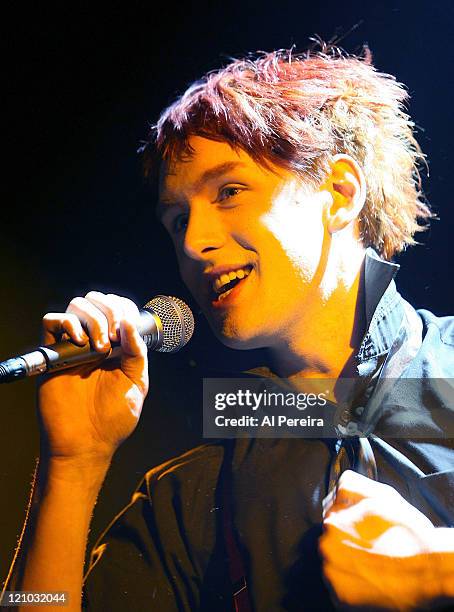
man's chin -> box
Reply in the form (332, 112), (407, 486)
(209, 322), (268, 351)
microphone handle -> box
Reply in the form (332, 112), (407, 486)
(0, 309), (161, 383)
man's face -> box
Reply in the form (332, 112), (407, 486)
(158, 136), (329, 350)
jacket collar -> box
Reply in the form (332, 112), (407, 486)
(356, 248), (404, 373)
(364, 248), (400, 329)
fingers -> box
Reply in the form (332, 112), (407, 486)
(323, 497), (394, 544)
(336, 469), (390, 498)
(323, 470), (403, 518)
(66, 296), (112, 351)
(42, 312), (89, 345)
(42, 292), (146, 359)
(325, 470), (434, 528)
(119, 318), (148, 358)
(321, 473), (436, 563)
(320, 472), (439, 609)
(322, 470), (368, 518)
(83, 291), (141, 343)
(84, 292), (145, 359)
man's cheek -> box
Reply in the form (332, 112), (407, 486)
(178, 260), (193, 288)
(179, 265), (204, 303)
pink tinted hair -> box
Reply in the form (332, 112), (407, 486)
(145, 46), (432, 259)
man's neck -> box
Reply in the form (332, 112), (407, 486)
(267, 257), (366, 386)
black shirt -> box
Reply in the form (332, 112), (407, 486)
(83, 251), (454, 610)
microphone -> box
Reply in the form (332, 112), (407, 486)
(0, 295), (194, 384)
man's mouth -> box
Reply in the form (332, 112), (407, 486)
(211, 265), (253, 302)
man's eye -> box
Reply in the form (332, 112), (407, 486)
(218, 186), (243, 202)
(172, 213), (189, 234)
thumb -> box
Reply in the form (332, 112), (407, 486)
(119, 318), (149, 396)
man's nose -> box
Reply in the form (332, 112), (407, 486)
(183, 204), (225, 260)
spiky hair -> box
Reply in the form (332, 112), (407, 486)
(144, 46), (432, 259)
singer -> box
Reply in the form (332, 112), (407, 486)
(7, 46), (454, 610)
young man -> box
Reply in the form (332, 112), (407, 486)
(9, 48), (454, 610)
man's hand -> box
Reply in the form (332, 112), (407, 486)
(12, 292), (149, 610)
(39, 291), (149, 466)
(319, 470), (454, 610)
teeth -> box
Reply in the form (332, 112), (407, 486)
(218, 289), (233, 301)
(213, 266), (251, 293)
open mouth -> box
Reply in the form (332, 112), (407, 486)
(212, 265), (253, 303)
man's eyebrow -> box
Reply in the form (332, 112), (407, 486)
(157, 161), (246, 218)
(193, 161), (246, 192)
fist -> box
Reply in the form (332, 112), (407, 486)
(319, 470), (453, 610)
(38, 291), (149, 462)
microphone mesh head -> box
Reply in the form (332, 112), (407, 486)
(143, 295), (194, 353)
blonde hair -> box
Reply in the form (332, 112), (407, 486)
(146, 46), (432, 259)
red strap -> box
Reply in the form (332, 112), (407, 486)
(222, 453), (252, 612)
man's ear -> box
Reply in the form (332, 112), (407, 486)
(323, 154), (366, 235)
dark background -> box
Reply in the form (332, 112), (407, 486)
(1, 0), (453, 579)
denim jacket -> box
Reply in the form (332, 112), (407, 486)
(336, 248), (454, 526)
